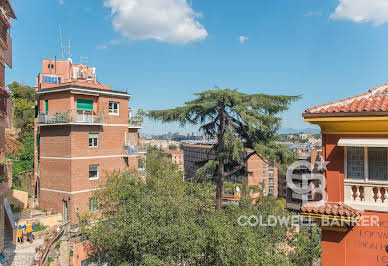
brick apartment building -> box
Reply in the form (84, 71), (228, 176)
(163, 149), (184, 171)
(182, 143), (278, 197)
(0, 0), (15, 256)
(277, 149), (323, 211)
(34, 59), (141, 223)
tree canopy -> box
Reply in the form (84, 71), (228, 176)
(148, 88), (299, 209)
(6, 82), (35, 187)
(84, 152), (320, 265)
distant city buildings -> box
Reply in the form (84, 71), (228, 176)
(34, 58), (141, 222)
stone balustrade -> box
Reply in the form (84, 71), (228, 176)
(344, 179), (388, 212)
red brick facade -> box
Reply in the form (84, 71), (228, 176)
(35, 61), (140, 223)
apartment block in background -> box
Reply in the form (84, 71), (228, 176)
(34, 59), (141, 223)
(182, 143), (278, 197)
(163, 149), (184, 171)
(278, 150), (323, 211)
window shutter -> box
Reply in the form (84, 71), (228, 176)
(77, 99), (93, 111)
(89, 133), (99, 139)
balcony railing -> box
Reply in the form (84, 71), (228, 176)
(128, 116), (143, 128)
(344, 179), (388, 212)
(124, 143), (138, 155)
(38, 110), (104, 125)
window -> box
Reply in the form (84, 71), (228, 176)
(346, 147), (364, 179)
(89, 198), (99, 212)
(109, 101), (119, 115)
(89, 165), (99, 180)
(89, 133), (99, 148)
(45, 100), (49, 114)
(48, 64), (54, 69)
(262, 168), (266, 176)
(368, 148), (387, 181)
(77, 99), (93, 111)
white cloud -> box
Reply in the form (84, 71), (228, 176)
(304, 11), (322, 17)
(58, 0), (64, 5)
(331, 0), (388, 25)
(104, 0), (208, 44)
(239, 36), (248, 44)
(96, 45), (108, 50)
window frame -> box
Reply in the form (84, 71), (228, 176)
(89, 133), (99, 148)
(108, 101), (120, 116)
(89, 197), (99, 212)
(89, 164), (100, 180)
(344, 146), (388, 182)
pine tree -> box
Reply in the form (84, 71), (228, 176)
(148, 88), (299, 210)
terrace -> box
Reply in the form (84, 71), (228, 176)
(37, 110), (104, 126)
(341, 140), (388, 212)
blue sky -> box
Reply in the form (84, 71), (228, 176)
(7, 0), (388, 134)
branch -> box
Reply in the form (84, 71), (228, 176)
(224, 150), (257, 177)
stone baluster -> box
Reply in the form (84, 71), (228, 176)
(355, 186), (362, 202)
(383, 187), (388, 203)
(376, 187), (383, 203)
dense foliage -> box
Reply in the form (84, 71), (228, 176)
(148, 88), (299, 209)
(85, 153), (320, 265)
(6, 82), (35, 186)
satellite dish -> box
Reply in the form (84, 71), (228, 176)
(235, 186), (240, 192)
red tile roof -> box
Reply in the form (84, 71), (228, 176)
(301, 202), (362, 218)
(305, 83), (388, 114)
(0, 87), (10, 96)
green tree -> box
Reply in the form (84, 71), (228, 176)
(148, 88), (299, 210)
(84, 154), (320, 265)
(6, 82), (36, 186)
(168, 144), (177, 150)
(8, 81), (35, 137)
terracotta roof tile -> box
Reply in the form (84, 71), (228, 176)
(305, 83), (388, 114)
(0, 87), (9, 96)
(301, 202), (362, 218)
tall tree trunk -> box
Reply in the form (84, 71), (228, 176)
(215, 158), (224, 210)
(215, 106), (225, 210)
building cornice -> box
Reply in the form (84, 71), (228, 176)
(36, 86), (131, 98)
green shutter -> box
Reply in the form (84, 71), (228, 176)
(45, 100), (48, 114)
(77, 99), (93, 111)
(89, 133), (99, 139)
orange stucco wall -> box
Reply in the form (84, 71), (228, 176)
(322, 134), (388, 265)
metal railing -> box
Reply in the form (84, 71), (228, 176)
(38, 110), (104, 125)
(128, 116), (143, 127)
(124, 143), (138, 155)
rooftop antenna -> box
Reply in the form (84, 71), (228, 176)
(59, 25), (64, 59)
(80, 56), (88, 64)
(59, 26), (72, 61)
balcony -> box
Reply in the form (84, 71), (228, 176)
(344, 179), (388, 212)
(124, 143), (138, 156)
(37, 110), (104, 126)
(128, 116), (143, 128)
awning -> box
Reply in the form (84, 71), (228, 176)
(338, 138), (388, 147)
